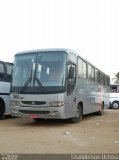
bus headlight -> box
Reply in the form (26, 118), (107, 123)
(10, 100), (21, 106)
(48, 101), (64, 107)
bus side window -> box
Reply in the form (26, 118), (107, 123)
(6, 64), (13, 82)
(78, 58), (87, 79)
(88, 64), (95, 81)
(0, 62), (5, 80)
(111, 86), (117, 92)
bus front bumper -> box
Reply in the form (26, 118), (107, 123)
(11, 105), (66, 119)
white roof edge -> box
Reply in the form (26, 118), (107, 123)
(16, 48), (75, 55)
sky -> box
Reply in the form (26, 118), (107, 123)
(0, 0), (119, 81)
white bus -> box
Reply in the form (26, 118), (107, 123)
(10, 49), (110, 123)
(0, 61), (13, 119)
(110, 84), (119, 109)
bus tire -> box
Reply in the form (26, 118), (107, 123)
(112, 101), (119, 109)
(0, 100), (5, 119)
(69, 105), (83, 123)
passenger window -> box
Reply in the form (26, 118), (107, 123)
(83, 61), (87, 79)
(78, 58), (87, 79)
(78, 58), (83, 78)
(95, 69), (98, 82)
(100, 72), (105, 85)
(88, 65), (95, 81)
(0, 63), (5, 79)
(0, 63), (4, 73)
(103, 74), (105, 85)
(92, 68), (95, 81)
(6, 64), (13, 82)
(97, 71), (101, 83)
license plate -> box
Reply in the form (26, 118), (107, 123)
(30, 115), (39, 119)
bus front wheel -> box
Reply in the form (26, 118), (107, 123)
(69, 105), (83, 123)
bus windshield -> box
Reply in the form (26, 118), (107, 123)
(11, 51), (67, 94)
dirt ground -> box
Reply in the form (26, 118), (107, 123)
(0, 109), (119, 154)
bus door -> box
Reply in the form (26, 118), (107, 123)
(66, 63), (76, 117)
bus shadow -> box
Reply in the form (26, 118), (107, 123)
(19, 113), (99, 127)
(22, 118), (71, 127)
(10, 110), (107, 127)
(0, 115), (18, 120)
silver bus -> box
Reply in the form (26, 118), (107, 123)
(0, 61), (13, 119)
(10, 49), (110, 123)
(110, 84), (119, 109)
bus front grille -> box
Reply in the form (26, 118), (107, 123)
(19, 110), (50, 115)
(21, 101), (46, 105)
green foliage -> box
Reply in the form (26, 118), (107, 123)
(114, 72), (119, 84)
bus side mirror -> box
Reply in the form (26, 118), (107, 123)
(68, 66), (74, 79)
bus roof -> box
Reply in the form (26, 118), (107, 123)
(15, 48), (75, 55)
(0, 60), (13, 65)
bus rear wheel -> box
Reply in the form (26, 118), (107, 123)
(112, 101), (119, 109)
(69, 105), (83, 123)
(0, 103), (5, 119)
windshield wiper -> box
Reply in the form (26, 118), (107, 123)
(20, 77), (32, 93)
(20, 77), (43, 94)
(35, 77), (43, 86)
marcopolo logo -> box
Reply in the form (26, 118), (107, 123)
(32, 101), (35, 105)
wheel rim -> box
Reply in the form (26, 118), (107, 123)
(113, 102), (119, 109)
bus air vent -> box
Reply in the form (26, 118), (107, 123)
(21, 101), (46, 105)
(19, 110), (50, 114)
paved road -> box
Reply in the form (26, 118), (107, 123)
(0, 109), (119, 154)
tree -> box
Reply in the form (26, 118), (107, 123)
(114, 72), (119, 84)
